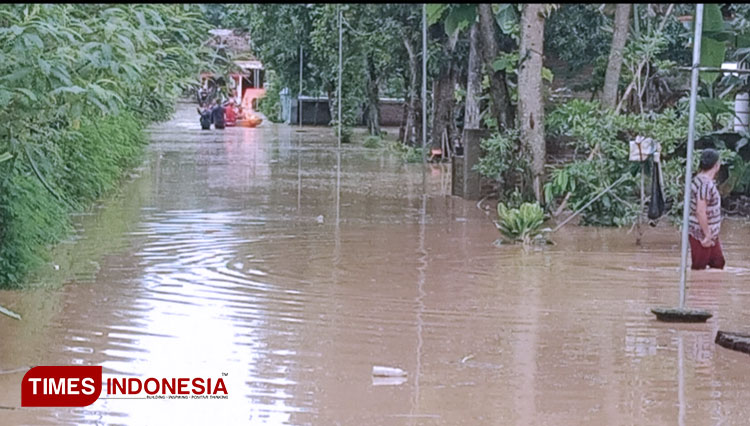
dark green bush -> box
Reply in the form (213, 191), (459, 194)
(0, 113), (147, 287)
(0, 4), (211, 287)
(0, 171), (70, 285)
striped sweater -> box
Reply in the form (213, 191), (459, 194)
(688, 174), (722, 241)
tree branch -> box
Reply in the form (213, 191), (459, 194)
(615, 3), (675, 114)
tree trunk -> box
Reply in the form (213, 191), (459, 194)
(326, 81), (336, 126)
(431, 75), (449, 150)
(518, 4), (546, 203)
(600, 4), (631, 110)
(402, 35), (419, 146)
(477, 3), (514, 130)
(464, 22), (482, 130)
(399, 94), (408, 142)
(430, 32), (459, 151)
(364, 55), (381, 136)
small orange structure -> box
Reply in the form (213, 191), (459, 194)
(430, 147), (443, 162)
(237, 114), (262, 128)
(231, 60), (265, 127)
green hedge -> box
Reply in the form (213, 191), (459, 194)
(0, 113), (147, 287)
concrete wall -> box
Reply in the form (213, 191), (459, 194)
(378, 100), (405, 127)
(289, 99), (333, 125)
(280, 90), (406, 127)
(452, 128), (489, 200)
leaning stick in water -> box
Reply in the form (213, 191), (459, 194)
(0, 304), (21, 320)
(552, 174), (629, 233)
(553, 143), (601, 218)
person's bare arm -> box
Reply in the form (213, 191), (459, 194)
(696, 198), (713, 246)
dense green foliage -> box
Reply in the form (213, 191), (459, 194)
(0, 4), (213, 286)
(542, 100), (718, 225)
(479, 97), (742, 226)
(474, 130), (533, 199)
(544, 4), (610, 72)
(256, 69), (283, 123)
(0, 114), (146, 284)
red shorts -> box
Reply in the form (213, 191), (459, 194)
(688, 235), (725, 270)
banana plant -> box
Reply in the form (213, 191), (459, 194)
(496, 201), (549, 245)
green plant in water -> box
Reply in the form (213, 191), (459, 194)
(386, 141), (425, 163)
(339, 126), (353, 144)
(496, 201), (549, 245)
(363, 135), (382, 149)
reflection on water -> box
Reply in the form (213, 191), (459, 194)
(1, 103), (750, 425)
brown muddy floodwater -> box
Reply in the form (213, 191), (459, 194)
(2, 103), (750, 425)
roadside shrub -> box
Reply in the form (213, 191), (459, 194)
(0, 4), (212, 286)
(59, 113), (147, 206)
(0, 113), (147, 287)
(0, 171), (70, 285)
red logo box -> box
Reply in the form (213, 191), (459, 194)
(22, 366), (102, 407)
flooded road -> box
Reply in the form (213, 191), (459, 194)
(2, 103), (750, 425)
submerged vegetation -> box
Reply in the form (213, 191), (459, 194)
(363, 135), (383, 149)
(386, 141), (426, 163)
(496, 201), (549, 245)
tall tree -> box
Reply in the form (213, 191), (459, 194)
(518, 4), (547, 202)
(600, 4), (631, 110)
(477, 4), (515, 130)
(430, 27), (461, 150)
(401, 32), (421, 145)
(383, 4), (424, 147)
(464, 22), (482, 129)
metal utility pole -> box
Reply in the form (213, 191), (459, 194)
(299, 45), (303, 127)
(421, 4), (427, 166)
(678, 4), (703, 309)
(338, 5), (343, 149)
(651, 3), (711, 323)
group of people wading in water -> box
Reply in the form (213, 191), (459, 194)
(197, 87), (239, 130)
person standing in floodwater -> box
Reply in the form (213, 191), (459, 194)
(212, 101), (226, 130)
(688, 148), (725, 270)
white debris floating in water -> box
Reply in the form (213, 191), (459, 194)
(372, 366), (407, 377)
